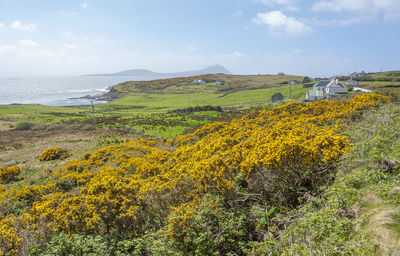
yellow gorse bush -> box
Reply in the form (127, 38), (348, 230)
(0, 217), (22, 256)
(0, 93), (389, 254)
(39, 147), (72, 161)
(0, 166), (21, 184)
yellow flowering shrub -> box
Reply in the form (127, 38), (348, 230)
(0, 217), (22, 256)
(39, 147), (72, 161)
(0, 166), (21, 183)
(0, 93), (389, 252)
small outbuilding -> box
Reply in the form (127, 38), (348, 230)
(214, 80), (225, 85)
(271, 92), (284, 102)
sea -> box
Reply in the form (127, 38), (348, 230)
(0, 75), (156, 106)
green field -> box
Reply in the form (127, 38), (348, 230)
(0, 74), (308, 137)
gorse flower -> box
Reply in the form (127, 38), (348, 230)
(39, 147), (72, 161)
(0, 93), (389, 255)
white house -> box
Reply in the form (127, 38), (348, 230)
(214, 80), (225, 85)
(306, 78), (348, 101)
(350, 71), (370, 78)
(192, 79), (206, 85)
(326, 79), (348, 94)
(313, 80), (331, 93)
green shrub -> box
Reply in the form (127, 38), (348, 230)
(33, 233), (108, 256)
(165, 195), (250, 256)
(15, 121), (33, 130)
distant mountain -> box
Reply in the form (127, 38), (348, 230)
(88, 65), (231, 77)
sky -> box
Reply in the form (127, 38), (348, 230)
(0, 0), (399, 77)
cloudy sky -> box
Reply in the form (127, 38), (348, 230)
(0, 0), (399, 77)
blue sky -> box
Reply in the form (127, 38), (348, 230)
(0, 0), (399, 77)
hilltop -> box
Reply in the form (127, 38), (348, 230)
(96, 73), (304, 101)
(88, 64), (231, 77)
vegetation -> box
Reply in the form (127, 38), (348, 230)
(1, 73), (400, 255)
(0, 166), (21, 184)
(39, 147), (72, 161)
(338, 71), (400, 103)
(1, 93), (398, 255)
(0, 74), (308, 138)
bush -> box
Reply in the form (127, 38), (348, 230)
(0, 166), (21, 183)
(302, 76), (313, 84)
(165, 195), (250, 255)
(14, 121), (34, 131)
(34, 233), (108, 256)
(39, 147), (72, 161)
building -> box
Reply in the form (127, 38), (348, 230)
(353, 87), (373, 93)
(346, 78), (361, 86)
(326, 79), (348, 94)
(350, 71), (370, 78)
(271, 92), (284, 102)
(214, 80), (225, 85)
(306, 90), (324, 101)
(313, 80), (331, 93)
(306, 78), (348, 101)
(192, 79), (206, 85)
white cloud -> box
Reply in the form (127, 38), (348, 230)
(186, 45), (197, 51)
(0, 22), (4, 28)
(312, 0), (400, 19)
(10, 20), (37, 32)
(61, 11), (78, 16)
(233, 51), (245, 58)
(62, 44), (78, 49)
(0, 45), (17, 55)
(253, 11), (312, 36)
(60, 31), (110, 45)
(18, 39), (39, 47)
(80, 3), (88, 8)
(256, 0), (298, 11)
(233, 11), (243, 17)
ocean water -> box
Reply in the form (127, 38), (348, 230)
(0, 75), (155, 106)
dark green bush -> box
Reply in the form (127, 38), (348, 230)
(15, 121), (34, 130)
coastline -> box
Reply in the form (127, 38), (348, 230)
(67, 86), (121, 103)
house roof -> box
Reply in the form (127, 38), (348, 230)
(326, 80), (346, 88)
(314, 80), (331, 87)
(272, 92), (284, 97)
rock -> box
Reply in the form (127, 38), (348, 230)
(6, 161), (17, 166)
(380, 159), (400, 173)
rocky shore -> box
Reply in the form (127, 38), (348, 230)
(68, 87), (122, 102)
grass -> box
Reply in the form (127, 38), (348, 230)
(0, 104), (89, 125)
(252, 102), (400, 255)
(0, 74), (308, 137)
(1, 89), (400, 254)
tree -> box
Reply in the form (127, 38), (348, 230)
(302, 76), (313, 84)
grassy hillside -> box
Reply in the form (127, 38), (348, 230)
(346, 71), (400, 102)
(1, 93), (398, 255)
(0, 74), (307, 138)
